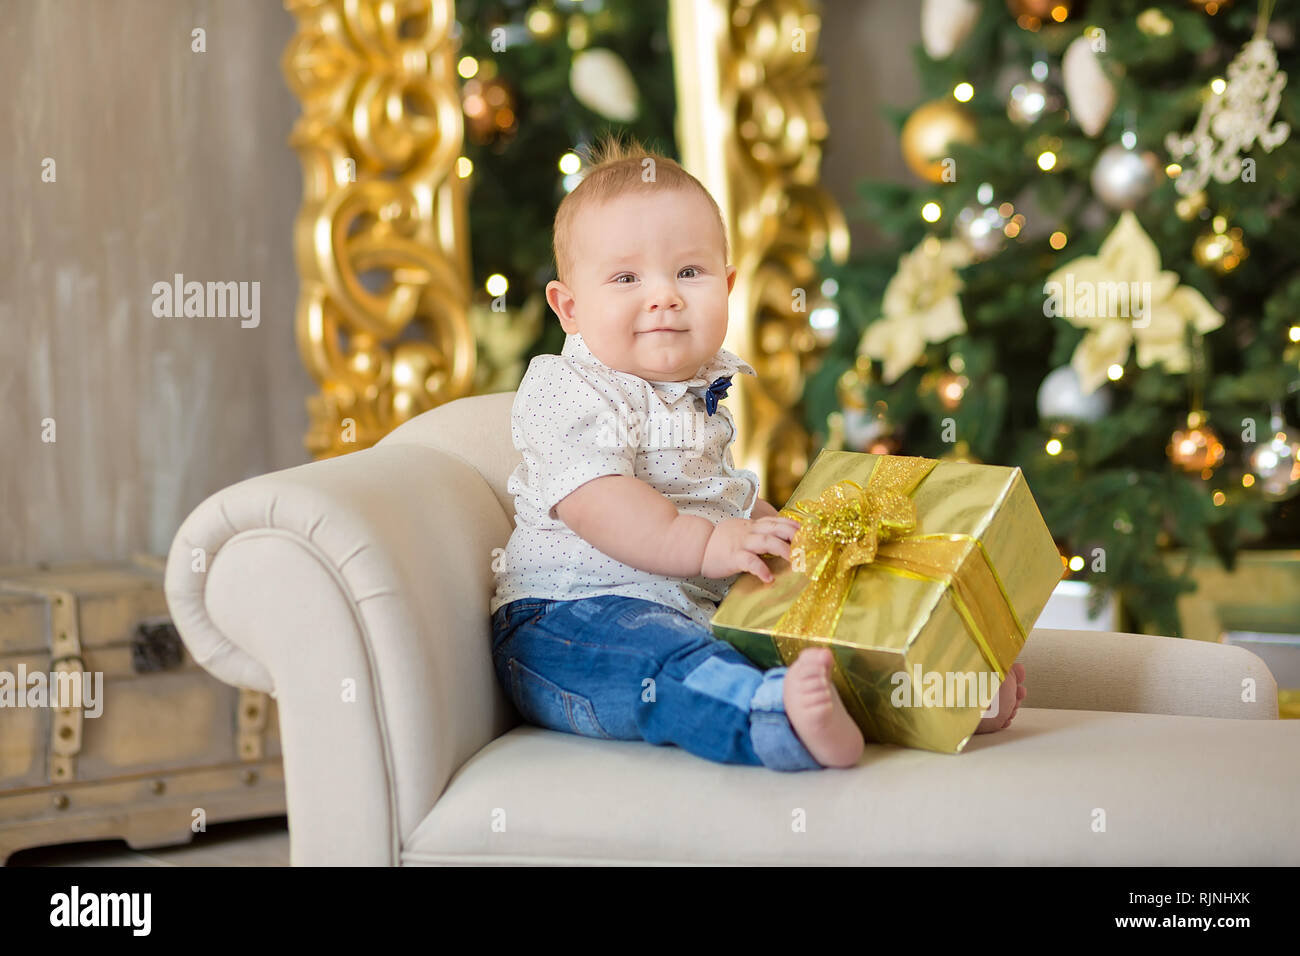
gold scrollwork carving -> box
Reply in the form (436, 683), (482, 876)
(283, 0), (474, 458)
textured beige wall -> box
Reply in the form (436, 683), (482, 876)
(1, 0), (312, 565)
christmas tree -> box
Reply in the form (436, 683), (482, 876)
(805, 0), (1300, 637)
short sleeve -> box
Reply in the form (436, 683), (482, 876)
(513, 358), (640, 519)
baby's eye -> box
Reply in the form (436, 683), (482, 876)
(614, 274), (636, 284)
(679, 266), (700, 278)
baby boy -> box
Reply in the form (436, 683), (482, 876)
(489, 136), (1024, 771)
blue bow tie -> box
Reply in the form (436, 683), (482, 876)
(704, 375), (733, 416)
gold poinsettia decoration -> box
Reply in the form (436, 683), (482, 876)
(858, 236), (973, 384)
(470, 291), (545, 393)
(1043, 210), (1224, 394)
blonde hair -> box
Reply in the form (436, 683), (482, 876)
(551, 132), (729, 286)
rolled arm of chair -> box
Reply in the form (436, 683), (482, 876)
(1017, 627), (1278, 719)
(165, 442), (512, 865)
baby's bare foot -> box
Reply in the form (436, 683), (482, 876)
(975, 662), (1026, 734)
(783, 648), (865, 768)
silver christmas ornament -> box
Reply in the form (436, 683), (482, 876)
(841, 407), (895, 452)
(1091, 142), (1160, 210)
(953, 202), (1007, 261)
(1037, 364), (1113, 422)
(1248, 416), (1300, 499)
(1007, 80), (1060, 126)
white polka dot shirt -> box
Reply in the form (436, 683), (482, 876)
(490, 330), (761, 629)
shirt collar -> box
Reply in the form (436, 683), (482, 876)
(560, 330), (756, 401)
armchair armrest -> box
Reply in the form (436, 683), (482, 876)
(165, 442), (513, 865)
(1018, 627), (1278, 719)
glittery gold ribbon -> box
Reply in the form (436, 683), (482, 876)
(772, 456), (1027, 722)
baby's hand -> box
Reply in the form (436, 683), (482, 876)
(701, 516), (801, 584)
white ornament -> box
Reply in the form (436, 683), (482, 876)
(570, 49), (640, 123)
(921, 0), (981, 60)
(1165, 37), (1290, 196)
(1063, 36), (1116, 138)
(1037, 364), (1113, 421)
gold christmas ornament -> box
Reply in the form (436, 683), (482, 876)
(867, 434), (903, 456)
(463, 75), (517, 144)
(526, 5), (560, 40)
(836, 359), (875, 411)
(1137, 8), (1174, 36)
(1167, 410), (1226, 474)
(921, 369), (969, 410)
(941, 439), (982, 463)
(901, 99), (978, 183)
(1007, 0), (1073, 31)
(1175, 190), (1208, 221)
(1193, 215), (1249, 274)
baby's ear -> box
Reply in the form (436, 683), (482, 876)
(725, 266), (737, 294)
(545, 280), (578, 331)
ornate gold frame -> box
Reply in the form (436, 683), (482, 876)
(281, 0), (848, 497)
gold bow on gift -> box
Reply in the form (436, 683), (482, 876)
(772, 456), (1026, 686)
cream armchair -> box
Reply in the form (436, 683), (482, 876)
(164, 392), (1300, 865)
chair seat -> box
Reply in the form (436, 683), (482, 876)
(403, 706), (1300, 865)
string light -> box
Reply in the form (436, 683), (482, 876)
(1046, 438), (1063, 455)
(458, 56), (479, 79)
(558, 152), (582, 175)
(953, 82), (974, 102)
(1049, 230), (1067, 249)
(1210, 77), (1226, 95)
(1037, 151), (1057, 171)
(921, 202), (942, 222)
(485, 274), (509, 296)
(1107, 364), (1124, 381)
(457, 156), (473, 178)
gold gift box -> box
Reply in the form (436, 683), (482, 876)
(710, 449), (1063, 754)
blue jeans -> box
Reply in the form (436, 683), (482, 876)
(490, 595), (823, 772)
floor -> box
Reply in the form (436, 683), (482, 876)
(5, 815), (290, 866)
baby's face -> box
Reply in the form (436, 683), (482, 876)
(546, 188), (737, 382)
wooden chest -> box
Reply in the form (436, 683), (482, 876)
(0, 558), (285, 863)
